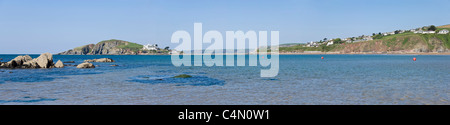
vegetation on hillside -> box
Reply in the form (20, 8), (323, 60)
(116, 42), (144, 53)
(279, 27), (450, 53)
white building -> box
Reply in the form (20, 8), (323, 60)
(414, 30), (436, 34)
(438, 29), (449, 34)
(423, 31), (435, 34)
(362, 36), (373, 41)
(326, 41), (334, 46)
(143, 44), (159, 50)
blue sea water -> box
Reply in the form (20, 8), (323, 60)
(0, 54), (448, 104)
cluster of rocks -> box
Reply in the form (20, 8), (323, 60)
(0, 53), (60, 69)
(84, 58), (114, 62)
(0, 53), (116, 69)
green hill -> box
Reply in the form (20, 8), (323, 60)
(59, 39), (145, 55)
(280, 26), (450, 53)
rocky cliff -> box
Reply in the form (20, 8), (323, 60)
(58, 39), (143, 55)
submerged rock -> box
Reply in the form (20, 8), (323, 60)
(110, 64), (119, 67)
(173, 74), (192, 78)
(63, 61), (75, 63)
(76, 62), (95, 68)
(84, 58), (114, 63)
(54, 60), (64, 68)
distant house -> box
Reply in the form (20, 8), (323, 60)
(326, 41), (334, 46)
(414, 29), (435, 34)
(143, 44), (159, 50)
(423, 31), (435, 34)
(438, 29), (449, 34)
(362, 36), (373, 41)
(414, 30), (423, 34)
(382, 32), (395, 36)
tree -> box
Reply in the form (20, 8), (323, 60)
(333, 38), (343, 44)
(323, 38), (327, 41)
(429, 25), (437, 31)
(164, 46), (170, 50)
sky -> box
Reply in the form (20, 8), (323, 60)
(0, 0), (449, 54)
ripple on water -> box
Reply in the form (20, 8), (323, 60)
(127, 75), (225, 86)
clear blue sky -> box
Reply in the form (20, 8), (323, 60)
(1, 0), (449, 54)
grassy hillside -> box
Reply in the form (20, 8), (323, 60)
(438, 24), (450, 28)
(280, 29), (450, 53)
(116, 42), (143, 52)
(97, 39), (144, 52)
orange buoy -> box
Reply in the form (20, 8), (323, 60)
(321, 56), (324, 59)
(413, 57), (416, 61)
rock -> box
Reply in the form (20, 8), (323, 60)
(9, 72), (13, 73)
(173, 74), (192, 78)
(110, 64), (119, 67)
(63, 61), (75, 63)
(4, 55), (32, 68)
(22, 60), (39, 68)
(84, 58), (114, 62)
(54, 60), (64, 68)
(76, 62), (95, 68)
(0, 53), (57, 69)
(33, 53), (53, 68)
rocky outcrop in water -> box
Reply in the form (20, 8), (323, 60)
(58, 39), (141, 55)
(84, 58), (115, 62)
(76, 62), (95, 68)
(54, 60), (64, 68)
(0, 53), (54, 69)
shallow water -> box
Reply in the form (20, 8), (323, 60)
(0, 54), (448, 105)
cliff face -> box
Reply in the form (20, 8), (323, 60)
(59, 44), (94, 55)
(58, 39), (142, 55)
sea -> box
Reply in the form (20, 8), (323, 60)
(0, 54), (448, 105)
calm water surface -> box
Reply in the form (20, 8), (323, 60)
(0, 54), (448, 104)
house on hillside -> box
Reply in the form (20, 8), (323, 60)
(382, 32), (395, 36)
(438, 29), (449, 34)
(143, 44), (159, 50)
(362, 36), (373, 41)
(414, 29), (436, 34)
(326, 41), (334, 46)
